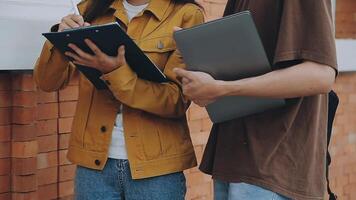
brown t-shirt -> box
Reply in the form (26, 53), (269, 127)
(199, 0), (337, 199)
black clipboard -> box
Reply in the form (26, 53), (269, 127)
(43, 22), (167, 89)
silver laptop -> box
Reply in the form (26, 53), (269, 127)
(174, 11), (285, 123)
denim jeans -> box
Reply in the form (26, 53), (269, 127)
(214, 179), (290, 200)
(75, 159), (186, 200)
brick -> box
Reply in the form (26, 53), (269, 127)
(59, 181), (74, 198)
(0, 91), (12, 107)
(12, 107), (36, 125)
(12, 124), (37, 142)
(36, 103), (58, 120)
(188, 106), (209, 121)
(59, 150), (71, 166)
(0, 175), (10, 193)
(194, 145), (205, 162)
(202, 118), (212, 132)
(0, 108), (11, 125)
(38, 135), (58, 153)
(59, 86), (79, 102)
(336, 0), (356, 39)
(0, 158), (11, 176)
(188, 119), (202, 133)
(185, 171), (211, 186)
(0, 142), (11, 158)
(59, 102), (77, 118)
(59, 196), (74, 200)
(191, 132), (209, 146)
(0, 125), (11, 142)
(37, 151), (58, 169)
(187, 166), (200, 174)
(38, 183), (58, 200)
(59, 164), (76, 182)
(12, 73), (36, 92)
(12, 158), (37, 176)
(37, 90), (58, 104)
(0, 193), (11, 200)
(12, 91), (36, 107)
(37, 167), (58, 186)
(68, 72), (80, 86)
(185, 182), (212, 200)
(12, 192), (38, 200)
(12, 141), (38, 158)
(59, 133), (70, 150)
(36, 119), (57, 136)
(12, 174), (37, 192)
(59, 118), (73, 134)
(0, 74), (11, 91)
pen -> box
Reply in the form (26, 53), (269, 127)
(70, 0), (80, 15)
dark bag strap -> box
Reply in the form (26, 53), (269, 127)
(327, 91), (339, 200)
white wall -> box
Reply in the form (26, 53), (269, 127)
(0, 0), (79, 70)
(336, 40), (356, 72)
(0, 0), (355, 71)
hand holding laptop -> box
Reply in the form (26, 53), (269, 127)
(173, 12), (285, 123)
(174, 68), (219, 107)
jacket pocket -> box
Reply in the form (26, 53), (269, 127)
(138, 115), (163, 160)
(138, 36), (176, 70)
(160, 119), (191, 155)
(69, 76), (93, 148)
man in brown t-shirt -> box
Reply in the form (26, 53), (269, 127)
(174, 0), (337, 199)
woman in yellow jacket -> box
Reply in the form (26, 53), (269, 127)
(34, 0), (204, 199)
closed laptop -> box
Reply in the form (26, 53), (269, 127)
(174, 11), (285, 123)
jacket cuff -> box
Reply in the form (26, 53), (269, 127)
(100, 64), (137, 87)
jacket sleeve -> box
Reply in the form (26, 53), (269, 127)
(100, 7), (205, 118)
(33, 0), (88, 92)
(33, 40), (76, 92)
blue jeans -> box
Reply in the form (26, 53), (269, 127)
(214, 180), (290, 200)
(75, 159), (186, 200)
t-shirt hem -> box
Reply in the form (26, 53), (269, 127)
(208, 172), (323, 200)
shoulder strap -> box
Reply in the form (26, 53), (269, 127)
(327, 90), (339, 200)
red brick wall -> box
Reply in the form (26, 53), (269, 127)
(184, 1), (227, 198)
(336, 0), (356, 38)
(330, 73), (356, 200)
(0, 72), (79, 200)
(329, 1), (356, 200)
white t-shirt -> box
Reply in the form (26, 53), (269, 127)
(123, 0), (148, 21)
(108, 0), (148, 160)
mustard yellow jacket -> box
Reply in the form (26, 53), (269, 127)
(34, 0), (204, 179)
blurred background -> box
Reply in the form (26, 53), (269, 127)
(0, 0), (355, 199)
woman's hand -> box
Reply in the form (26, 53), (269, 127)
(58, 14), (90, 32)
(65, 39), (127, 74)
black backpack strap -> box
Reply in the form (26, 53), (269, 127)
(327, 91), (339, 200)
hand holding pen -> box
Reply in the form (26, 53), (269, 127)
(58, 0), (90, 32)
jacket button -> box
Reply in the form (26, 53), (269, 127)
(100, 126), (107, 133)
(95, 159), (101, 166)
(157, 41), (164, 49)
